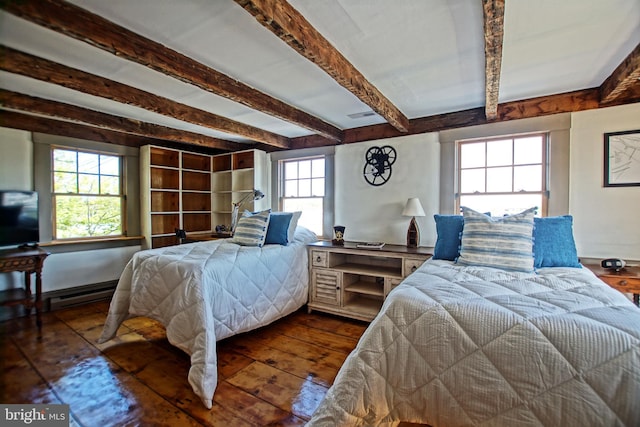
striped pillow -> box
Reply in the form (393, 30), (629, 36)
(456, 207), (536, 273)
(231, 209), (271, 247)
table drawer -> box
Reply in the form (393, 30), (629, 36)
(311, 250), (328, 268)
(403, 258), (425, 277)
(600, 276), (640, 293)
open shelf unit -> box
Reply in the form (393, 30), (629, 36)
(141, 146), (268, 249)
(308, 241), (431, 321)
(211, 149), (268, 230)
(141, 145), (212, 249)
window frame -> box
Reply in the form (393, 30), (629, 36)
(455, 132), (549, 216)
(270, 146), (335, 239)
(278, 155), (326, 236)
(51, 145), (127, 241)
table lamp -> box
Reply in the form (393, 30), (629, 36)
(402, 197), (425, 248)
(231, 189), (264, 232)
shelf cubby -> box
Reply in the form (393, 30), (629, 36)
(182, 152), (210, 171)
(150, 146), (179, 168)
(233, 151), (254, 170)
(212, 171), (232, 192)
(182, 170), (211, 191)
(212, 154), (232, 172)
(183, 213), (212, 232)
(151, 191), (179, 213)
(151, 213), (180, 235)
(182, 192), (211, 212)
(150, 167), (179, 190)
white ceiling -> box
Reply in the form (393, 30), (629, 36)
(1, 0), (639, 145)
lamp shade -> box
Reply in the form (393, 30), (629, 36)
(402, 198), (425, 217)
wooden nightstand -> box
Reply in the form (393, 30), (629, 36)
(584, 264), (640, 306)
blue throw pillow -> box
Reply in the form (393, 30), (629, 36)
(433, 214), (464, 261)
(264, 212), (293, 245)
(533, 215), (581, 268)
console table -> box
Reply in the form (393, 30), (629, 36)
(0, 247), (49, 327)
(307, 241), (432, 321)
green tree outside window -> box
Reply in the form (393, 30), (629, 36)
(52, 148), (124, 239)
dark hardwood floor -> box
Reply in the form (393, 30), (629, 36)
(1, 300), (426, 426)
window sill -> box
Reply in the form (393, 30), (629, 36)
(39, 236), (144, 252)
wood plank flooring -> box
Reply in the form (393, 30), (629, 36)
(1, 301), (424, 426)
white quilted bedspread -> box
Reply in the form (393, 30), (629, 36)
(98, 227), (316, 408)
(308, 259), (640, 427)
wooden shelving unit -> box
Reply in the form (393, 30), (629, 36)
(141, 146), (268, 249)
(307, 241), (432, 321)
(211, 149), (268, 230)
(141, 145), (213, 249)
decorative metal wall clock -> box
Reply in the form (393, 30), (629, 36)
(363, 145), (396, 186)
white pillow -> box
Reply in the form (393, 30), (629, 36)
(287, 211), (302, 242)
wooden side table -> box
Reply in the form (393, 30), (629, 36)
(584, 264), (640, 306)
(0, 247), (49, 327)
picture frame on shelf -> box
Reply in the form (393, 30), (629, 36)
(604, 129), (640, 187)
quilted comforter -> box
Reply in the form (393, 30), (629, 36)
(98, 227), (317, 408)
(308, 259), (640, 426)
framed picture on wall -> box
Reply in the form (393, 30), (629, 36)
(604, 129), (640, 187)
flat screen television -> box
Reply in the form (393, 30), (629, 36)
(0, 190), (39, 248)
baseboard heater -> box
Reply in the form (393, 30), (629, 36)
(46, 280), (118, 311)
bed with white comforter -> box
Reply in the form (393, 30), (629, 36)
(98, 227), (317, 408)
(308, 259), (640, 426)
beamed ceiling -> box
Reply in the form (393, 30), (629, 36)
(0, 0), (639, 154)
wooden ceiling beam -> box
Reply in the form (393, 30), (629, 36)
(0, 46), (290, 149)
(482, 0), (505, 120)
(0, 110), (160, 149)
(600, 42), (640, 104)
(290, 89), (605, 149)
(235, 0), (410, 133)
(1, 0), (343, 142)
(0, 89), (247, 152)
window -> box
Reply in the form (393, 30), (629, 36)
(457, 133), (547, 216)
(280, 156), (325, 235)
(52, 147), (124, 239)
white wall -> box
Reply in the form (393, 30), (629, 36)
(42, 247), (139, 292)
(335, 133), (440, 246)
(0, 128), (35, 289)
(570, 103), (640, 261)
(0, 127), (33, 189)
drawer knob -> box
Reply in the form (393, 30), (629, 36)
(316, 256), (322, 262)
(411, 266), (417, 272)
(620, 280), (628, 286)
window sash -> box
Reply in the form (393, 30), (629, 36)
(51, 147), (125, 240)
(279, 156), (326, 236)
(456, 133), (548, 215)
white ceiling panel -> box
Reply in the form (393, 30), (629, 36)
(0, 0), (638, 149)
(500, 0), (640, 102)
